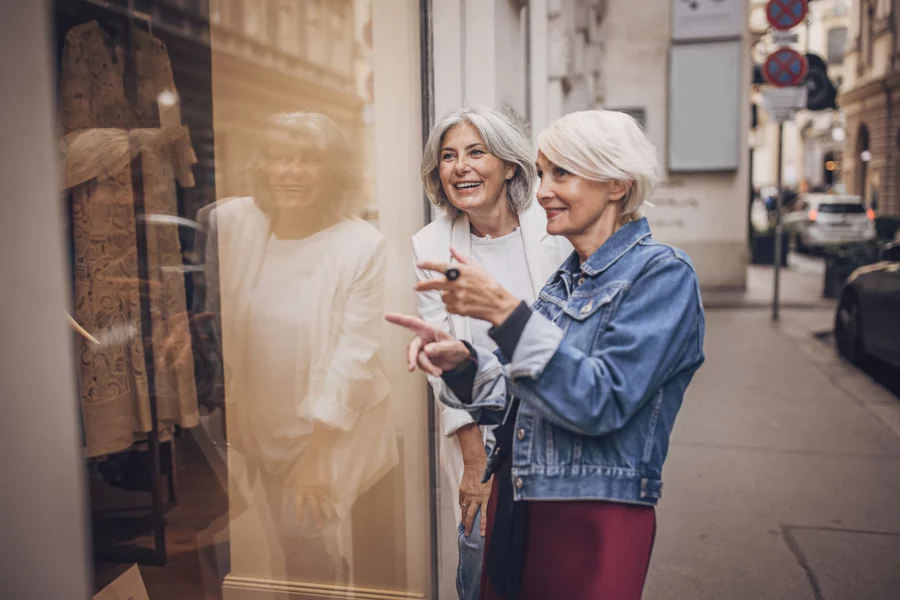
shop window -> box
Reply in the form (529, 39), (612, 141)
(827, 27), (847, 64)
(53, 1), (430, 597)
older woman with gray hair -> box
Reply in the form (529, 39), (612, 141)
(390, 110), (705, 599)
(205, 112), (398, 584)
(412, 106), (570, 600)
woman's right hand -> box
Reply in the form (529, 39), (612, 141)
(384, 313), (471, 377)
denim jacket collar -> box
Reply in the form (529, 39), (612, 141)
(558, 217), (652, 278)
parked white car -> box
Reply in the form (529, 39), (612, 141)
(784, 194), (876, 251)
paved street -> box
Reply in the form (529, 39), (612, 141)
(645, 259), (900, 600)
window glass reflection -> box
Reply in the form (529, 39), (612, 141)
(207, 112), (397, 585)
(55, 1), (427, 597)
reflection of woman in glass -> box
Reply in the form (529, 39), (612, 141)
(205, 112), (397, 584)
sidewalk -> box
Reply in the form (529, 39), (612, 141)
(702, 253), (836, 310)
(645, 262), (900, 599)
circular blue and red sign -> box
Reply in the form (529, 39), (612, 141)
(763, 48), (808, 87)
(766, 0), (808, 31)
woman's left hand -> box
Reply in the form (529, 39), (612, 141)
(415, 247), (520, 326)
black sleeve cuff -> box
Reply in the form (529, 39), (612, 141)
(440, 341), (478, 404)
(488, 301), (532, 361)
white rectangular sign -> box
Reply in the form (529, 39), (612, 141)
(668, 41), (742, 171)
(763, 86), (808, 111)
(772, 31), (800, 45)
(672, 0), (743, 41)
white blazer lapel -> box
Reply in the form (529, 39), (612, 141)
(449, 211), (473, 342)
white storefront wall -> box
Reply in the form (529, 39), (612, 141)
(571, 0), (751, 288)
(430, 4), (533, 596)
(433, 0), (751, 289)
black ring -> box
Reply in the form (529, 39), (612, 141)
(445, 267), (461, 281)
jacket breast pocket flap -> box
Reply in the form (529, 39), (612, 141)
(561, 285), (624, 323)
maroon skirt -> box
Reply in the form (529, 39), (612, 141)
(479, 478), (657, 600)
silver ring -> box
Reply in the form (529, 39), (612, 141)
(460, 503), (469, 508)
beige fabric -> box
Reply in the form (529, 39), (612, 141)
(60, 21), (199, 457)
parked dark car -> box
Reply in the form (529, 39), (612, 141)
(835, 242), (900, 369)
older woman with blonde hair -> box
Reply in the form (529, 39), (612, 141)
(412, 105), (570, 600)
(389, 110), (705, 599)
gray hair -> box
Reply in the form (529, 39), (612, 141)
(421, 105), (537, 218)
(537, 110), (660, 217)
(250, 112), (364, 218)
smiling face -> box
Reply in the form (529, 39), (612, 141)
(438, 121), (515, 216)
(258, 139), (326, 215)
(535, 151), (628, 256)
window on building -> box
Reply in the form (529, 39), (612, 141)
(859, 1), (872, 68)
(895, 0), (900, 58)
(48, 0), (432, 597)
(307, 0), (328, 66)
(209, 0), (223, 25)
(827, 27), (848, 64)
(329, 0), (353, 74)
(865, 3), (875, 66)
(277, 0), (301, 56)
(244, 0), (265, 41)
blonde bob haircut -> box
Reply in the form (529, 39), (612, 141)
(421, 105), (537, 219)
(537, 110), (659, 218)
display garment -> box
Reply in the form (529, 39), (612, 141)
(60, 20), (199, 457)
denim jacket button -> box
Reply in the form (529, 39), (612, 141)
(516, 428), (526, 441)
(577, 277), (585, 286)
(515, 477), (524, 489)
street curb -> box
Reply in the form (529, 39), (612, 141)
(702, 301), (835, 311)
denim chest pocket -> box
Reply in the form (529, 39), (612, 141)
(559, 284), (626, 350)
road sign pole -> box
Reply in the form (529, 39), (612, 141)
(773, 122), (784, 321)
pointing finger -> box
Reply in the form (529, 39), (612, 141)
(416, 260), (450, 275)
(385, 313), (434, 337)
(414, 279), (455, 293)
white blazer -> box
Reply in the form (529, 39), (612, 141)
(411, 199), (572, 524)
(207, 197), (398, 521)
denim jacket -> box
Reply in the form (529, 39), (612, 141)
(435, 218), (705, 506)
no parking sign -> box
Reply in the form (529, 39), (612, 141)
(766, 0), (808, 31)
(763, 47), (808, 88)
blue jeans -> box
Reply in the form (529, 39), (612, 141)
(456, 507), (485, 600)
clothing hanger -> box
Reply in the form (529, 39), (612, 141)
(67, 312), (100, 345)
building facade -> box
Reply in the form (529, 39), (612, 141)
(840, 0), (900, 216)
(540, 0), (752, 288)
